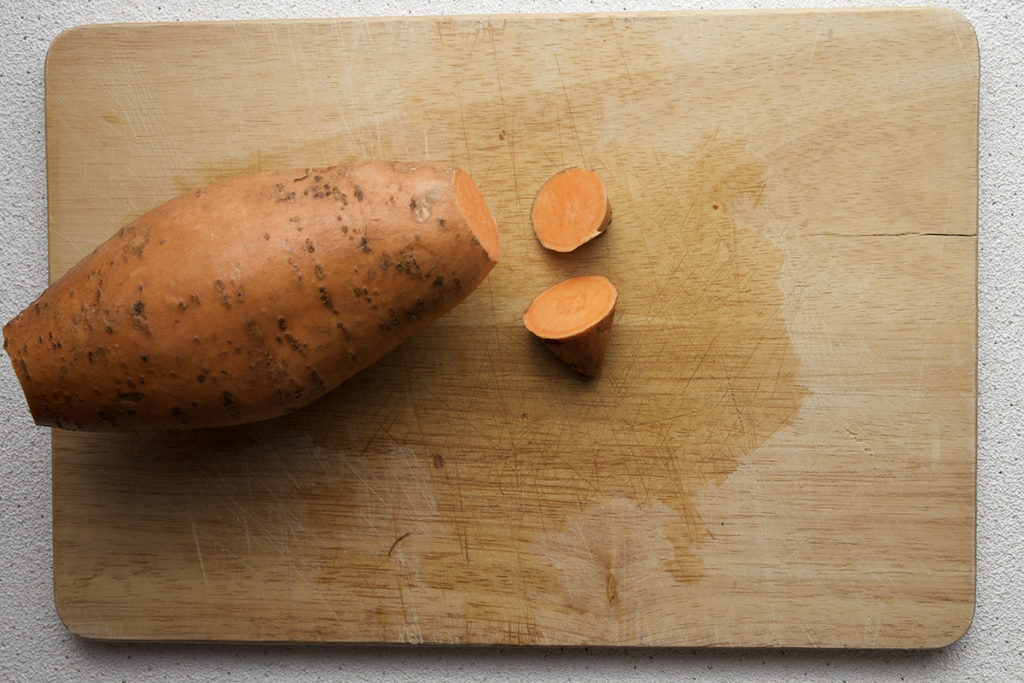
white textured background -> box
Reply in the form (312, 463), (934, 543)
(1, 1), (1020, 680)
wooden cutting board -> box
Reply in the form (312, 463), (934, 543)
(44, 8), (978, 647)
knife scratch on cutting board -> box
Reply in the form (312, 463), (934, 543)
(806, 16), (828, 67)
(552, 53), (586, 167)
(188, 512), (208, 588)
(487, 28), (522, 212)
(454, 83), (473, 172)
(52, 229), (87, 259)
(607, 17), (640, 100)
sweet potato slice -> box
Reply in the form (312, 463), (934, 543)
(530, 168), (611, 252)
(523, 275), (617, 377)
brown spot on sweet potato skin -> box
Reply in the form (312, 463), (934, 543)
(283, 333), (306, 356)
(122, 224), (150, 259)
(288, 258), (303, 285)
(214, 280), (232, 309)
(244, 319), (262, 339)
(318, 287), (334, 310)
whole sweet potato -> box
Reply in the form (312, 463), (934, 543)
(3, 161), (499, 431)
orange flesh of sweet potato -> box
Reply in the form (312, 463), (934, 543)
(530, 168), (611, 252)
(523, 275), (617, 377)
(3, 161), (498, 431)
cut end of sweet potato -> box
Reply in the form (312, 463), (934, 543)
(530, 168), (611, 253)
(455, 169), (500, 262)
(523, 275), (617, 377)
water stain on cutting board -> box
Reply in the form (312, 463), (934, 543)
(282, 128), (810, 637)
(512, 131), (809, 628)
(59, 23), (808, 622)
(59, 111), (806, 643)
(56, 122), (808, 641)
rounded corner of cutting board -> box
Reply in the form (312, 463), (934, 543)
(923, 7), (979, 41)
(887, 583), (976, 650)
(53, 583), (102, 641)
(45, 24), (102, 77)
(939, 592), (978, 649)
(917, 7), (980, 73)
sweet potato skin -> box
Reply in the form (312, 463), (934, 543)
(3, 161), (497, 431)
(522, 275), (617, 378)
(538, 311), (615, 378)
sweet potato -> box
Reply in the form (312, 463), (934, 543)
(523, 275), (617, 377)
(3, 161), (499, 431)
(530, 168), (611, 252)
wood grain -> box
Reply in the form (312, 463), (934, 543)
(44, 8), (977, 646)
